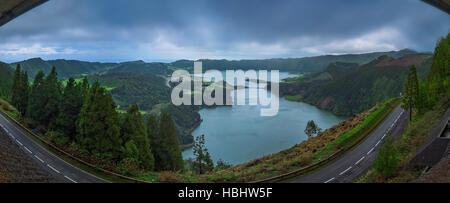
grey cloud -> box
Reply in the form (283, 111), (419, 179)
(0, 0), (448, 62)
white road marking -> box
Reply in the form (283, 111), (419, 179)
(355, 156), (365, 165)
(34, 155), (44, 163)
(24, 146), (32, 154)
(367, 147), (375, 155)
(16, 139), (23, 146)
(64, 175), (77, 183)
(47, 164), (60, 174)
(339, 167), (352, 176)
(382, 134), (386, 139)
(375, 140), (381, 147)
(324, 177), (335, 183)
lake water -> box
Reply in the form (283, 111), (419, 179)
(181, 71), (345, 165)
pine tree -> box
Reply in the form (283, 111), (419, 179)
(402, 65), (420, 121)
(193, 134), (214, 174)
(77, 82), (122, 159)
(121, 104), (155, 170)
(43, 67), (61, 128)
(11, 64), (22, 109)
(26, 71), (46, 124)
(147, 114), (165, 170)
(56, 78), (84, 141)
(11, 64), (29, 116)
(157, 111), (184, 171)
(18, 71), (29, 116)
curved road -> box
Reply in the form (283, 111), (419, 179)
(0, 112), (107, 183)
(293, 106), (409, 183)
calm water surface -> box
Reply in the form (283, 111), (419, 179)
(182, 72), (345, 165)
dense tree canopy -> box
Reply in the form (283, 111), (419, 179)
(77, 82), (122, 159)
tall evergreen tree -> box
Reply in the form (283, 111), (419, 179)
(43, 67), (62, 128)
(19, 71), (29, 116)
(11, 64), (29, 116)
(11, 64), (22, 108)
(402, 65), (420, 121)
(157, 111), (184, 171)
(56, 78), (84, 141)
(193, 134), (214, 174)
(77, 82), (122, 159)
(121, 104), (155, 170)
(147, 114), (165, 170)
(26, 71), (46, 124)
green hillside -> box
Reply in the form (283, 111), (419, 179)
(107, 60), (173, 77)
(280, 53), (433, 116)
(10, 57), (115, 80)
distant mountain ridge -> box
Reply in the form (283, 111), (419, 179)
(169, 49), (417, 73)
(5, 49), (417, 80)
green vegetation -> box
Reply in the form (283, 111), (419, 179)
(8, 67), (184, 179)
(373, 137), (400, 178)
(0, 99), (19, 120)
(285, 94), (302, 101)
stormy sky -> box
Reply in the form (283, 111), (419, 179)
(0, 0), (449, 63)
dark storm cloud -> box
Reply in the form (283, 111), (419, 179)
(0, 0), (448, 62)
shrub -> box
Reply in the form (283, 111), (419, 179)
(159, 171), (181, 183)
(46, 131), (70, 146)
(373, 137), (400, 178)
(117, 158), (140, 176)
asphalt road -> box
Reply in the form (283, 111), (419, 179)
(293, 106), (409, 183)
(0, 112), (107, 183)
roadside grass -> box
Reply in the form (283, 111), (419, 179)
(285, 94), (303, 102)
(358, 94), (450, 183)
(312, 98), (399, 162)
(0, 98), (19, 120)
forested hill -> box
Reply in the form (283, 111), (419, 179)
(280, 53), (433, 116)
(170, 49), (417, 73)
(106, 60), (172, 77)
(10, 57), (116, 80)
(9, 58), (172, 80)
